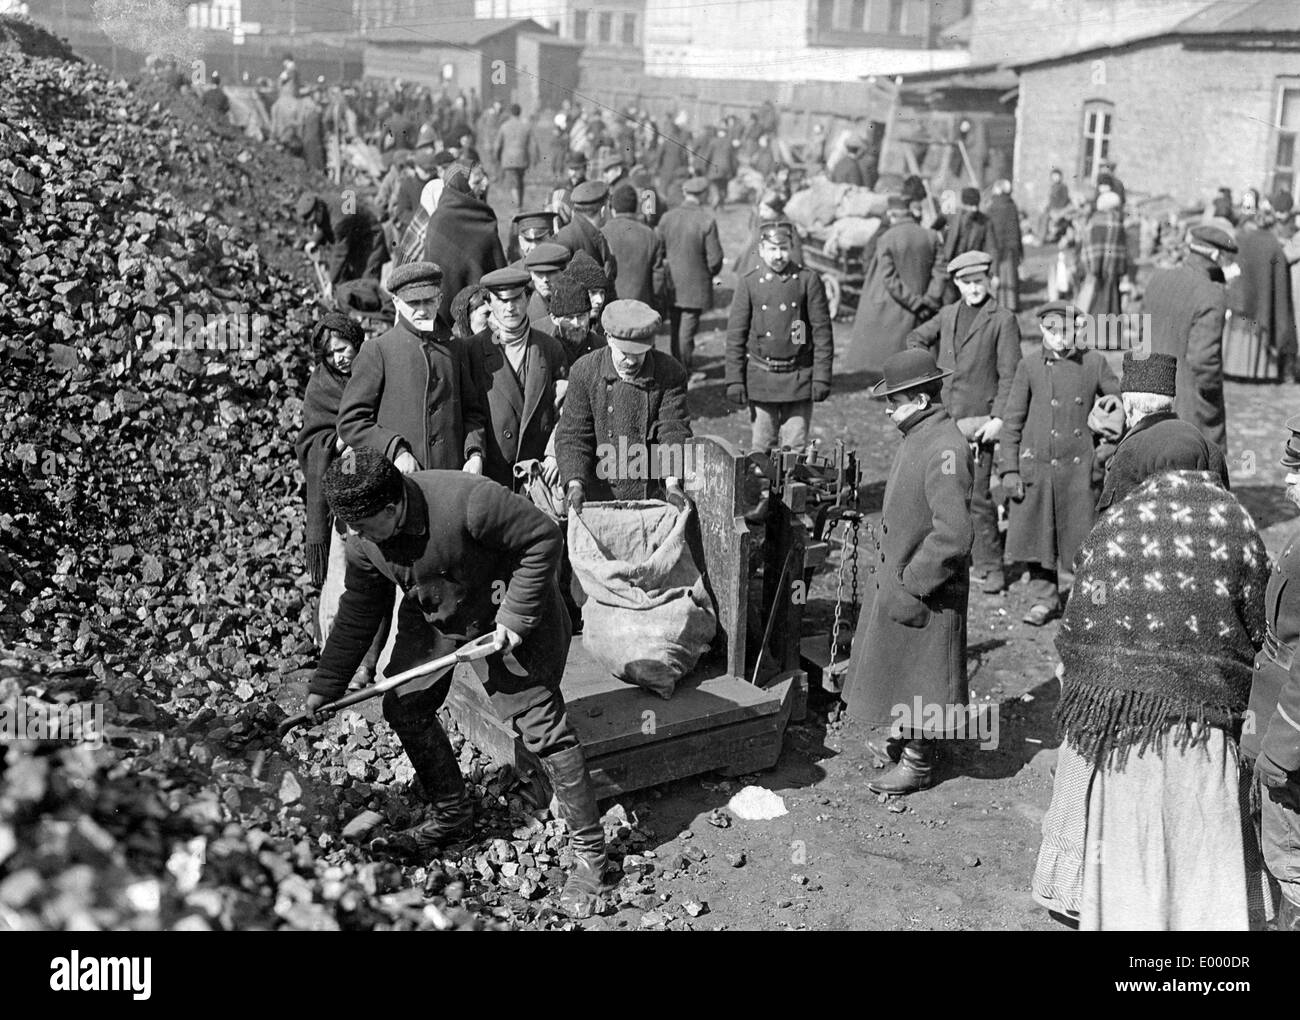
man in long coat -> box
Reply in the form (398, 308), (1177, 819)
(1226, 213), (1296, 380)
(466, 267), (566, 491)
(553, 180), (617, 284)
(843, 348), (973, 795)
(1142, 223), (1236, 455)
(308, 447), (607, 918)
(494, 103), (536, 206)
(423, 168), (507, 328)
(845, 198), (937, 374)
(986, 180), (1023, 312)
(337, 262), (487, 474)
(656, 177), (724, 373)
(602, 183), (665, 307)
(907, 250), (1022, 593)
(997, 302), (1120, 624)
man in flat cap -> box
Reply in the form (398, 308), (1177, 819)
(466, 267), (567, 493)
(523, 242), (573, 335)
(556, 299), (692, 510)
(1244, 413), (1300, 931)
(908, 249), (1021, 593)
(309, 447), (609, 918)
(338, 261), (487, 476)
(928, 186), (995, 308)
(601, 183), (665, 309)
(997, 301), (1120, 625)
(549, 150), (588, 228)
(554, 180), (617, 285)
(1141, 223), (1237, 454)
(725, 220), (834, 450)
(657, 177), (725, 375)
(842, 348), (974, 795)
(508, 210), (557, 267)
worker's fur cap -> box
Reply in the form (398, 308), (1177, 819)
(568, 249), (610, 293)
(1120, 352), (1177, 398)
(323, 447), (405, 523)
(548, 272), (591, 318)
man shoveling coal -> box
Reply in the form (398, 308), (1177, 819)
(304, 447), (608, 917)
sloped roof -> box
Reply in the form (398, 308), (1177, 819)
(1007, 0), (1300, 69)
(362, 17), (550, 48)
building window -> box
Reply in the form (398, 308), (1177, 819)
(622, 12), (637, 47)
(850, 0), (866, 29)
(1272, 80), (1300, 197)
(888, 0), (904, 32)
(598, 11), (613, 43)
(573, 9), (588, 40)
(811, 0), (925, 45)
(1080, 100), (1113, 183)
(817, 0), (835, 34)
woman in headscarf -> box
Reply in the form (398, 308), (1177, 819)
(294, 312), (386, 685)
(423, 162), (506, 328)
(1079, 189), (1128, 316)
(1033, 466), (1269, 930)
(450, 283), (491, 341)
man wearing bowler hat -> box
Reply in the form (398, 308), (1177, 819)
(907, 249), (1021, 593)
(555, 299), (692, 509)
(842, 348), (974, 795)
(725, 219), (833, 450)
(1142, 222), (1237, 455)
(523, 242), (573, 335)
(657, 176), (725, 374)
(554, 179), (617, 284)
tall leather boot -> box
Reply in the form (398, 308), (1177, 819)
(387, 714), (474, 854)
(867, 738), (935, 796)
(540, 744), (608, 919)
(864, 726), (904, 768)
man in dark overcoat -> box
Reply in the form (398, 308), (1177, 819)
(656, 176), (724, 373)
(1142, 223), (1236, 455)
(337, 262), (487, 474)
(997, 302), (1120, 624)
(554, 180), (617, 284)
(907, 250), (1022, 593)
(556, 300), (692, 507)
(308, 448), (607, 918)
(466, 267), (566, 491)
(523, 242), (573, 336)
(845, 197), (937, 374)
(843, 349), (974, 795)
(724, 220), (833, 450)
(602, 183), (665, 308)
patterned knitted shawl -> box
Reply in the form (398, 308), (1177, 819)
(1055, 470), (1268, 766)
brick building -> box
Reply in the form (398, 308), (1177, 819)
(1008, 0), (1300, 213)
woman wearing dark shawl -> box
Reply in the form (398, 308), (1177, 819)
(422, 164), (506, 328)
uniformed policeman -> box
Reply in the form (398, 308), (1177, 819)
(724, 220), (834, 450)
(1245, 414), (1300, 930)
(523, 242), (573, 336)
(508, 210), (557, 267)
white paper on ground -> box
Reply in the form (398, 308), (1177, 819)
(726, 786), (788, 821)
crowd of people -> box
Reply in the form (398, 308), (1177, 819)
(255, 67), (1300, 929)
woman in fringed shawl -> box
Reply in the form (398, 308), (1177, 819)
(423, 165), (506, 328)
(294, 312), (387, 685)
(1080, 190), (1129, 317)
(1033, 469), (1269, 930)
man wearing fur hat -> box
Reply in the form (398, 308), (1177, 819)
(842, 348), (974, 795)
(1142, 223), (1237, 454)
(309, 447), (609, 918)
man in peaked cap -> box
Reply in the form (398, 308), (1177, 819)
(1243, 412), (1300, 930)
(1095, 351), (1230, 512)
(656, 176), (724, 373)
(555, 299), (692, 511)
(523, 242), (573, 334)
(337, 260), (487, 477)
(907, 248), (1021, 594)
(1141, 223), (1237, 455)
(842, 348), (973, 795)
(508, 210), (557, 266)
(554, 179), (617, 285)
(725, 220), (833, 446)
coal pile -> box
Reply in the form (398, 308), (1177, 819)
(0, 20), (648, 931)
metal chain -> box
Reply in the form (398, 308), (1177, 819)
(829, 516), (863, 668)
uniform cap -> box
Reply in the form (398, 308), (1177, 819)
(571, 180), (609, 206)
(480, 267), (532, 295)
(758, 220), (795, 244)
(511, 210), (556, 241)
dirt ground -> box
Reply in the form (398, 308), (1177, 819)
(476, 182), (1300, 931)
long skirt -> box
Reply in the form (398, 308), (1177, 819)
(1033, 726), (1259, 930)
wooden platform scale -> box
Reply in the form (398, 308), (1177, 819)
(443, 436), (806, 800)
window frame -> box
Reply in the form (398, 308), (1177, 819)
(1079, 98), (1114, 184)
(1270, 77), (1300, 198)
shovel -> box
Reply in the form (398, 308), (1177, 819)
(277, 632), (502, 738)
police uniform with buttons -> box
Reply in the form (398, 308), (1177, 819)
(997, 302), (1121, 575)
(724, 221), (834, 405)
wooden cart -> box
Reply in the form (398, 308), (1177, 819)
(799, 230), (867, 321)
(442, 436), (809, 799)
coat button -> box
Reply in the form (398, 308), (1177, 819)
(761, 304), (768, 310)
(1075, 396), (1083, 404)
(1074, 428), (1083, 437)
(1051, 430), (1058, 437)
(1050, 399), (1059, 407)
(504, 429), (513, 439)
(608, 405), (615, 412)
(1050, 458), (1058, 466)
(1073, 456), (1081, 464)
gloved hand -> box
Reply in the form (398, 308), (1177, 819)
(727, 383), (748, 406)
(1088, 393), (1125, 441)
(812, 381), (831, 402)
(566, 480), (586, 515)
(998, 471), (1025, 505)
